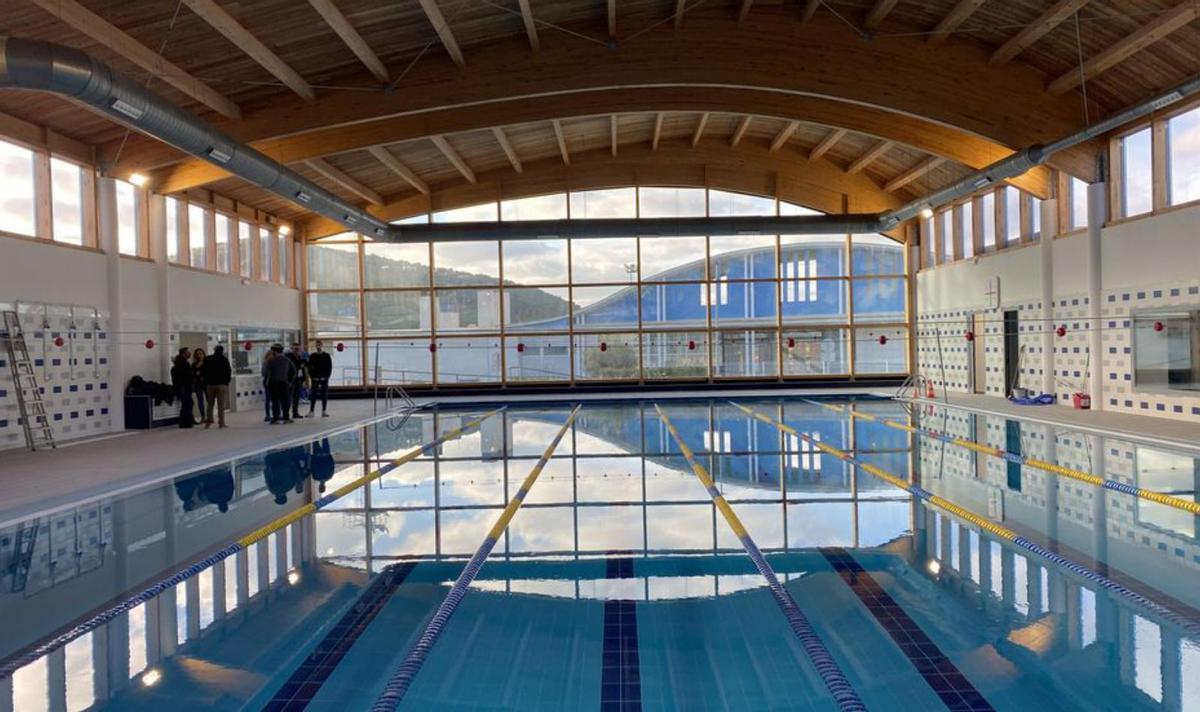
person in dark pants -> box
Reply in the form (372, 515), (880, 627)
(307, 340), (333, 417)
(191, 348), (206, 423)
(310, 437), (335, 493)
(286, 343), (307, 419)
(264, 343), (296, 424)
(201, 344), (232, 429)
(171, 348), (195, 429)
(261, 350), (274, 423)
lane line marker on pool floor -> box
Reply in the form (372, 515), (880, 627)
(730, 400), (1200, 640)
(371, 405), (582, 711)
(654, 405), (868, 712)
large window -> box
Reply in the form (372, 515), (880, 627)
(165, 197), (180, 263)
(261, 228), (273, 281)
(980, 192), (996, 251)
(1133, 309), (1199, 393)
(239, 221), (253, 278)
(959, 201), (974, 258)
(187, 203), (207, 268)
(1120, 127), (1153, 217)
(307, 189), (909, 386)
(0, 138), (36, 237)
(50, 157), (85, 246)
(939, 210), (953, 263)
(1168, 106), (1200, 206)
(1003, 186), (1020, 244)
(215, 213), (231, 273)
(1070, 177), (1089, 230)
(115, 179), (140, 256)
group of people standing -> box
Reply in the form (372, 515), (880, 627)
(262, 340), (333, 425)
(169, 340), (333, 428)
(171, 345), (232, 429)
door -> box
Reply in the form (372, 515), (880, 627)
(971, 313), (987, 394)
(1002, 310), (1020, 397)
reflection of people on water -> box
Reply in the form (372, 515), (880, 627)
(174, 466), (235, 513)
(311, 438), (335, 493)
(265, 446), (311, 505)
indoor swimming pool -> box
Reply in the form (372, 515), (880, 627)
(2, 396), (1198, 711)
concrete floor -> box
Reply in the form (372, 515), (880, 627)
(0, 399), (386, 529)
(896, 391), (1200, 452)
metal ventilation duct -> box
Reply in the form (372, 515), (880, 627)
(3, 37), (1198, 242)
(0, 37), (393, 239)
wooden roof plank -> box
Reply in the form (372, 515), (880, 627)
(730, 116), (752, 146)
(305, 157), (383, 204)
(692, 112), (710, 147)
(417, 0), (466, 68)
(989, 0), (1092, 66)
(1048, 2), (1199, 94)
(884, 155), (945, 192)
(430, 134), (477, 182)
(769, 120), (799, 152)
(864, 0), (901, 31)
(307, 0), (389, 82)
(847, 139), (894, 174)
(928, 0), (988, 45)
(182, 0), (316, 101)
(552, 119), (571, 164)
(366, 146), (430, 194)
(808, 128), (846, 161)
(517, 0), (540, 51)
(25, 0), (242, 119)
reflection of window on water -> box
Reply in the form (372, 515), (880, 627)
(1133, 310), (1199, 393)
(1134, 615), (1163, 702)
(1080, 587), (1097, 646)
(1134, 444), (1199, 537)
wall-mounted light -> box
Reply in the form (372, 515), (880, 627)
(141, 669), (162, 687)
(918, 205), (934, 220)
(110, 98), (144, 120)
(279, 225), (291, 236)
(129, 173), (148, 187)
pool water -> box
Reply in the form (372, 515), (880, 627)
(2, 397), (1199, 711)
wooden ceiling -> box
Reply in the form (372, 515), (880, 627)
(2, 0), (1197, 233)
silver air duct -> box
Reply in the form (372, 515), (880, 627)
(0, 37), (394, 239)
(3, 37), (1198, 242)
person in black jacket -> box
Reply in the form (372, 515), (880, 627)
(171, 348), (195, 429)
(307, 340), (333, 417)
(264, 344), (297, 424)
(201, 344), (232, 429)
(286, 343), (307, 420)
(310, 437), (335, 493)
(191, 348), (207, 423)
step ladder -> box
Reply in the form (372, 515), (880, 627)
(2, 310), (56, 451)
(7, 523), (38, 593)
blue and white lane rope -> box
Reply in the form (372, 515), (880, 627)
(803, 398), (1200, 517)
(731, 400), (1200, 641)
(0, 408), (505, 681)
(371, 405), (582, 711)
(654, 405), (868, 712)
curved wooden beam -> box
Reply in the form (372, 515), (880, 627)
(146, 86), (1054, 197)
(110, 10), (1094, 179)
(301, 141), (907, 239)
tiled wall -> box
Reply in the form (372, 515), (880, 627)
(0, 303), (112, 450)
(917, 268), (1200, 422)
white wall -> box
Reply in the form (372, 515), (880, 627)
(916, 202), (1200, 421)
(0, 233), (301, 449)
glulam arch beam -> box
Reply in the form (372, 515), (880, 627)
(301, 141), (906, 239)
(147, 87), (1052, 197)
(112, 11), (1095, 183)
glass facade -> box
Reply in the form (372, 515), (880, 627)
(306, 189), (908, 387)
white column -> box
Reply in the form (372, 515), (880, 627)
(147, 195), (171, 380)
(47, 647), (66, 712)
(212, 558), (227, 622)
(97, 177), (125, 428)
(1087, 180), (1106, 410)
(185, 576), (200, 640)
(1039, 197), (1058, 397)
(91, 623), (110, 703)
(105, 613), (130, 697)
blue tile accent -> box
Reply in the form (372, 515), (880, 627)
(822, 548), (994, 711)
(264, 562), (416, 710)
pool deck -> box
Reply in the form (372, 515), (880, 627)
(0, 386), (883, 529)
(5, 386), (1193, 531)
(0, 400), (386, 529)
(893, 392), (1200, 451)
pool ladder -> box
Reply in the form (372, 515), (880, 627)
(2, 310), (56, 451)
